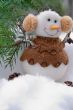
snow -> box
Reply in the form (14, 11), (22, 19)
(0, 75), (73, 110)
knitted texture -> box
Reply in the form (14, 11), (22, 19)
(20, 36), (68, 67)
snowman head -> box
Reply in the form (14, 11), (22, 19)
(23, 10), (73, 38)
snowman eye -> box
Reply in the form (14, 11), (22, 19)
(47, 18), (51, 21)
(54, 20), (57, 23)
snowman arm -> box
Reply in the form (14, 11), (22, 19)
(67, 38), (73, 44)
(63, 31), (73, 44)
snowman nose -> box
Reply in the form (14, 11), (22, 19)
(50, 25), (60, 30)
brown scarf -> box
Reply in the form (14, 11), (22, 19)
(20, 36), (68, 67)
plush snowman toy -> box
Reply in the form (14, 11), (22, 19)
(20, 10), (73, 82)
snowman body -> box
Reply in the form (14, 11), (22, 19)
(20, 10), (73, 81)
(21, 58), (68, 81)
(59, 43), (73, 82)
(20, 36), (68, 81)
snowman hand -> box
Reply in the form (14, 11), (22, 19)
(63, 31), (73, 44)
(8, 72), (21, 80)
(67, 38), (73, 44)
(64, 81), (73, 87)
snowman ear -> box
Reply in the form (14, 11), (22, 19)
(61, 16), (73, 32)
(22, 14), (38, 32)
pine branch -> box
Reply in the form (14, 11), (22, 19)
(4, 46), (20, 69)
(0, 0), (65, 68)
(0, 21), (32, 69)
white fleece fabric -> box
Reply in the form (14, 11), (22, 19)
(0, 75), (73, 110)
(36, 10), (61, 37)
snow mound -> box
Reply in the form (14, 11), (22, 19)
(0, 75), (73, 110)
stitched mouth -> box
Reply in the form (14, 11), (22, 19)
(44, 28), (58, 36)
